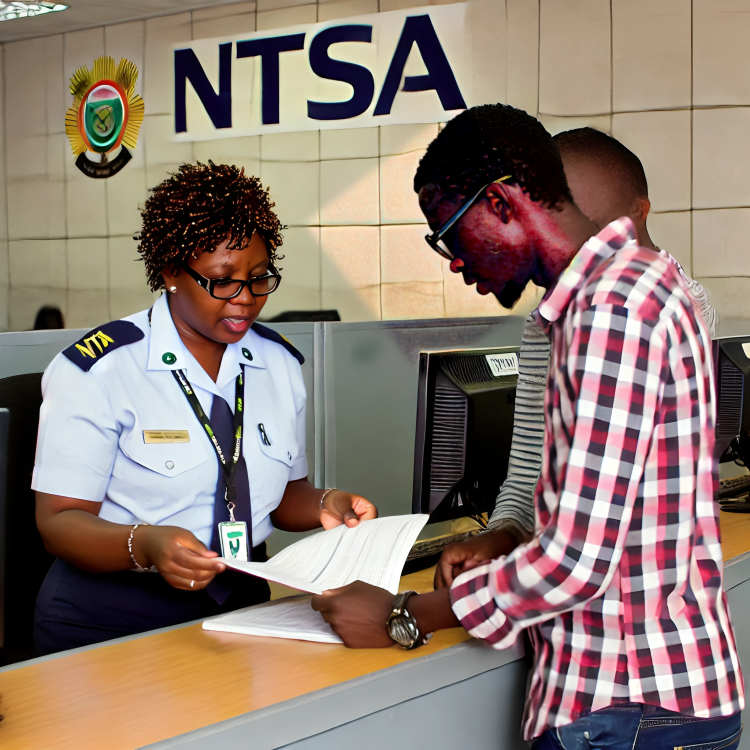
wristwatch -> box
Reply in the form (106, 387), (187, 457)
(386, 590), (433, 649)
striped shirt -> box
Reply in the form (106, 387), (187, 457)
(487, 250), (718, 541)
(451, 218), (743, 739)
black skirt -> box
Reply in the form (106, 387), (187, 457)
(34, 546), (270, 656)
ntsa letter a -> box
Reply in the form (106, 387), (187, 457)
(174, 7), (467, 135)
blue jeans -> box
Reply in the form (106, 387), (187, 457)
(531, 704), (742, 750)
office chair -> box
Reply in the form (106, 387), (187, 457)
(0, 373), (54, 665)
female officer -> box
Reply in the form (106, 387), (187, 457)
(32, 162), (376, 655)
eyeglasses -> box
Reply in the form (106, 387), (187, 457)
(181, 264), (282, 300)
(424, 175), (513, 260)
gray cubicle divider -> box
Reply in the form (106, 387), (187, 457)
(0, 408), (8, 648)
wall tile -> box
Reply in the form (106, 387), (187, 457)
(261, 131), (319, 162)
(380, 0), (455, 11)
(108, 235), (147, 291)
(9, 240), (67, 289)
(109, 288), (158, 321)
(506, 0), (539, 117)
(538, 114), (611, 137)
(192, 4), (256, 39)
(320, 158), (379, 225)
(106, 168), (148, 238)
(104, 21), (145, 98)
(144, 13), (192, 116)
(0, 282), (9, 332)
(63, 27), (105, 85)
(694, 0), (750, 107)
(143, 114), (194, 188)
(693, 208), (750, 278)
(320, 128), (378, 160)
(612, 0), (690, 112)
(67, 238), (108, 291)
(6, 135), (48, 180)
(539, 0), (611, 116)
(612, 110), (691, 212)
(10, 287), (67, 332)
(45, 35), (65, 136)
(193, 137), (261, 175)
(261, 160), (319, 226)
(0, 242), (8, 287)
(256, 5), (316, 31)
(8, 181), (65, 241)
(5, 39), (47, 139)
(66, 169), (108, 239)
(262, 226), (321, 316)
(380, 124), (437, 157)
(317, 0), (378, 22)
(696, 277), (750, 321)
(649, 211), (691, 274)
(48, 133), (67, 183)
(382, 282), (444, 320)
(321, 225), (380, 319)
(257, 0), (310, 12)
(380, 224), (442, 283)
(67, 289), (110, 328)
(380, 150), (425, 224)
(693, 108), (750, 210)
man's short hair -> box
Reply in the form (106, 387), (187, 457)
(414, 104), (572, 207)
(553, 127), (648, 201)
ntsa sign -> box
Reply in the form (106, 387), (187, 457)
(173, 4), (474, 139)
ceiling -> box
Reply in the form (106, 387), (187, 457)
(0, 0), (245, 42)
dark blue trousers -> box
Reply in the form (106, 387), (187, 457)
(34, 547), (270, 657)
(532, 703), (742, 750)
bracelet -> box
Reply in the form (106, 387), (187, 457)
(319, 488), (337, 512)
(128, 523), (149, 572)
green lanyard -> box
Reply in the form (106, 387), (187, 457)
(172, 368), (245, 521)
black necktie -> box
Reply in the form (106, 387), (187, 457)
(206, 393), (253, 604)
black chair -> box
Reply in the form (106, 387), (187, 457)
(0, 373), (54, 665)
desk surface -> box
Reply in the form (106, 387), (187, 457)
(1, 519), (749, 750)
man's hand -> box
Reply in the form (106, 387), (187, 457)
(434, 528), (521, 589)
(312, 581), (394, 648)
(321, 490), (378, 529)
(135, 525), (225, 591)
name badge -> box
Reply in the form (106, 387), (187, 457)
(142, 430), (190, 444)
(219, 521), (249, 562)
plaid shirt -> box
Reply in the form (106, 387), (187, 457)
(450, 218), (744, 739)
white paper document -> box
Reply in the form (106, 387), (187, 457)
(219, 514), (430, 595)
(203, 596), (342, 644)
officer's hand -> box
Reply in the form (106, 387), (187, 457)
(312, 581), (394, 648)
(135, 525), (225, 591)
(434, 528), (520, 589)
(321, 490), (378, 529)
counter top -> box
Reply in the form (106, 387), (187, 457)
(1, 517), (749, 750)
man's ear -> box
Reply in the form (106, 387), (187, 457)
(486, 183), (513, 224)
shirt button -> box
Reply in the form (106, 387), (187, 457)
(165, 461), (174, 470)
(583, 732), (589, 740)
(162, 352), (177, 365)
(242, 347), (253, 361)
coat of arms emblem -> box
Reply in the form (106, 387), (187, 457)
(65, 56), (144, 178)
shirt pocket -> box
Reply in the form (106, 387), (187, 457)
(255, 422), (297, 468)
(120, 432), (209, 477)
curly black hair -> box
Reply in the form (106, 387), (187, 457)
(137, 162), (284, 291)
(413, 104), (572, 207)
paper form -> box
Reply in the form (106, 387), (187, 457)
(219, 514), (430, 595)
(203, 596), (342, 643)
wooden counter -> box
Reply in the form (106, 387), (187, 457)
(1, 517), (749, 750)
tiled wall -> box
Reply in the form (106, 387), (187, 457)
(1, 0), (749, 330)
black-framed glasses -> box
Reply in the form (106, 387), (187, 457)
(181, 264), (282, 300)
(424, 175), (513, 260)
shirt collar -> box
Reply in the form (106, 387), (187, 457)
(535, 216), (638, 329)
(147, 294), (266, 392)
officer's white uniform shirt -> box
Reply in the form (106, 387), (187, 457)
(32, 293), (308, 547)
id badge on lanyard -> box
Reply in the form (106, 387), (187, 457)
(173, 368), (250, 561)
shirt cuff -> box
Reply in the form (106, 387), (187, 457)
(289, 456), (308, 482)
(32, 465), (109, 502)
(449, 562), (513, 647)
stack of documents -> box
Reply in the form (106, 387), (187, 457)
(203, 514), (429, 643)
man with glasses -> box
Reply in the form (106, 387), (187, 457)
(312, 105), (743, 749)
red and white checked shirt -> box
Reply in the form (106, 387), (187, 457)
(450, 218), (744, 739)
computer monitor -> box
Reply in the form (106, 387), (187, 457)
(412, 347), (520, 523)
(717, 337), (750, 467)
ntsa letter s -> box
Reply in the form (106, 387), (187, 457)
(173, 4), (473, 139)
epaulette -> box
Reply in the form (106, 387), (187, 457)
(252, 322), (305, 365)
(62, 320), (145, 372)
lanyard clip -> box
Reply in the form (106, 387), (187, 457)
(225, 491), (237, 523)
(258, 423), (271, 446)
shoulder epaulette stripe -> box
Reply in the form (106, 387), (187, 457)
(62, 319), (145, 372)
(252, 323), (305, 365)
